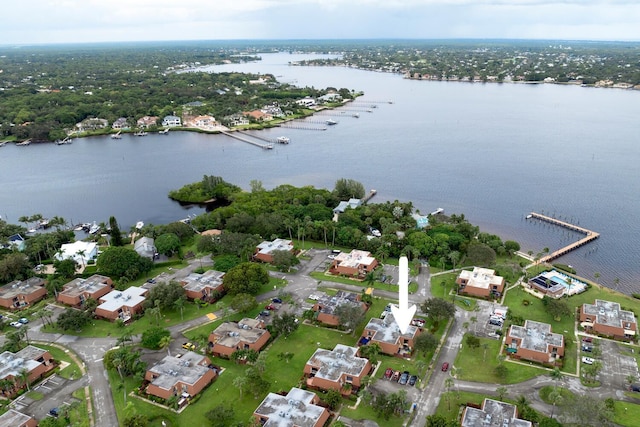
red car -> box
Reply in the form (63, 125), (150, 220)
(441, 362), (449, 372)
(265, 304), (276, 310)
(384, 368), (393, 379)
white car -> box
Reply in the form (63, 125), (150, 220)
(582, 356), (594, 365)
(10, 321), (22, 328)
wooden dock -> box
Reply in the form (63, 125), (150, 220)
(280, 123), (327, 131)
(221, 131), (273, 149)
(527, 212), (600, 263)
(362, 189), (377, 204)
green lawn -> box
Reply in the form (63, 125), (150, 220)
(454, 334), (546, 384)
(340, 401), (406, 427)
(613, 400), (640, 427)
(429, 273), (458, 299)
(35, 343), (84, 380)
(433, 391), (486, 421)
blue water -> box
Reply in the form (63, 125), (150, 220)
(1, 52), (639, 294)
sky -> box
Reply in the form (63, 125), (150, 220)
(3, 0), (640, 45)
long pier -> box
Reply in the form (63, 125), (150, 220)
(527, 212), (600, 263)
(280, 123), (327, 131)
(221, 131), (273, 150)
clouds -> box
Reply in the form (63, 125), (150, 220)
(3, 0), (639, 44)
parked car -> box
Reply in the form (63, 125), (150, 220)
(391, 370), (401, 382)
(629, 383), (640, 392)
(10, 321), (22, 328)
(259, 310), (271, 317)
(272, 297), (283, 304)
(399, 371), (410, 385)
(409, 375), (418, 386)
(582, 356), (594, 365)
(182, 342), (196, 351)
(265, 304), (276, 310)
(582, 337), (593, 343)
(411, 318), (425, 327)
(582, 345), (593, 352)
(18, 317), (29, 324)
(441, 362), (449, 372)
(49, 408), (59, 417)
(384, 368), (393, 379)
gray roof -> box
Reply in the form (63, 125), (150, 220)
(0, 277), (45, 299)
(508, 320), (564, 353)
(462, 398), (532, 427)
(315, 291), (361, 315)
(333, 198), (362, 213)
(211, 318), (268, 348)
(255, 387), (327, 427)
(0, 409), (34, 427)
(0, 345), (48, 381)
(583, 299), (637, 329)
(182, 270), (225, 293)
(256, 239), (294, 257)
(307, 344), (368, 381)
(134, 237), (156, 258)
(147, 351), (210, 391)
(60, 274), (111, 298)
(364, 313), (419, 345)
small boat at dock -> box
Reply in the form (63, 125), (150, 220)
(325, 119), (337, 125)
(111, 131), (122, 139)
(277, 136), (290, 144)
(0, 141), (8, 147)
(159, 128), (169, 135)
(352, 113), (360, 118)
(134, 131), (148, 137)
(89, 221), (100, 234)
(16, 139), (31, 146)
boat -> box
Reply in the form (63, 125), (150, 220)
(89, 222), (100, 235)
(56, 137), (72, 145)
(0, 141), (8, 147)
(325, 119), (337, 125)
(526, 214), (533, 219)
(265, 143), (274, 149)
(27, 228), (37, 234)
(134, 131), (148, 137)
(159, 128), (169, 135)
(352, 113), (360, 118)
(16, 139), (31, 146)
(430, 208), (445, 216)
(111, 131), (122, 139)
(135, 221), (144, 229)
(38, 218), (50, 229)
(276, 136), (290, 144)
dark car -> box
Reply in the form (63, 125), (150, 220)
(384, 368), (393, 379)
(259, 310), (271, 316)
(399, 371), (410, 385)
(441, 362), (449, 372)
(582, 345), (593, 352)
(272, 297), (283, 304)
(409, 375), (418, 386)
(49, 408), (59, 417)
(582, 337), (593, 343)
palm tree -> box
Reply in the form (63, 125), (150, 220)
(75, 249), (86, 268)
(174, 297), (186, 321)
(233, 375), (247, 398)
(159, 335), (172, 355)
(19, 368), (30, 392)
(496, 386), (508, 401)
(444, 377), (454, 410)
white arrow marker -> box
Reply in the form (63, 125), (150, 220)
(390, 256), (417, 334)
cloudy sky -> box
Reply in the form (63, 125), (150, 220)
(4, 0), (639, 45)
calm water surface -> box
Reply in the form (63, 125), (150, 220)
(1, 53), (639, 293)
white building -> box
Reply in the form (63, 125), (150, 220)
(55, 241), (98, 265)
(162, 115), (182, 127)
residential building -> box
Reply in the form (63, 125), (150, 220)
(180, 270), (225, 301)
(461, 398), (532, 427)
(0, 345), (56, 396)
(253, 387), (330, 427)
(0, 409), (37, 427)
(137, 116), (158, 128)
(580, 299), (637, 341)
(330, 249), (378, 278)
(456, 267), (505, 298)
(295, 97), (317, 107)
(527, 272), (566, 298)
(208, 318), (271, 358)
(333, 198), (362, 214)
(318, 93), (342, 103)
(55, 241), (98, 265)
(360, 312), (421, 357)
(111, 117), (128, 129)
(75, 118), (108, 132)
(185, 115), (217, 129)
(57, 274), (113, 307)
(244, 110), (273, 122)
(145, 351), (216, 403)
(134, 236), (156, 259)
(312, 291), (367, 326)
(161, 115), (182, 127)
(0, 277), (47, 310)
(223, 113), (249, 127)
(254, 238), (295, 264)
(506, 320), (564, 365)
(95, 286), (147, 322)
(304, 344), (372, 394)
(6, 234), (26, 251)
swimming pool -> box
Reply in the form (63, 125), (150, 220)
(545, 270), (587, 295)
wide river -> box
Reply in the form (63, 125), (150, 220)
(1, 52), (639, 294)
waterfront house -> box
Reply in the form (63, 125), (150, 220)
(0, 345), (56, 397)
(223, 113), (249, 127)
(75, 118), (108, 132)
(55, 241), (98, 265)
(137, 116), (158, 128)
(312, 291), (367, 327)
(208, 318), (271, 358)
(456, 267), (505, 298)
(580, 299), (637, 341)
(461, 398), (532, 427)
(0, 409), (37, 427)
(180, 270), (225, 302)
(243, 110), (273, 122)
(95, 286), (147, 322)
(360, 312), (421, 357)
(330, 249), (378, 278)
(161, 115), (182, 127)
(0, 277), (47, 310)
(254, 238), (295, 264)
(333, 198), (362, 214)
(304, 344), (372, 394)
(134, 236), (156, 259)
(111, 117), (129, 129)
(145, 351), (216, 404)
(527, 272), (566, 298)
(506, 320), (564, 365)
(318, 93), (342, 103)
(4, 234), (26, 251)
(295, 97), (317, 107)
(253, 387), (330, 427)
(57, 274), (113, 307)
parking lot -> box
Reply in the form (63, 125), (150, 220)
(465, 301), (508, 339)
(597, 339), (639, 388)
(10, 374), (83, 421)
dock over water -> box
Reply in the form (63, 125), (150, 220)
(221, 131), (273, 149)
(527, 212), (600, 263)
